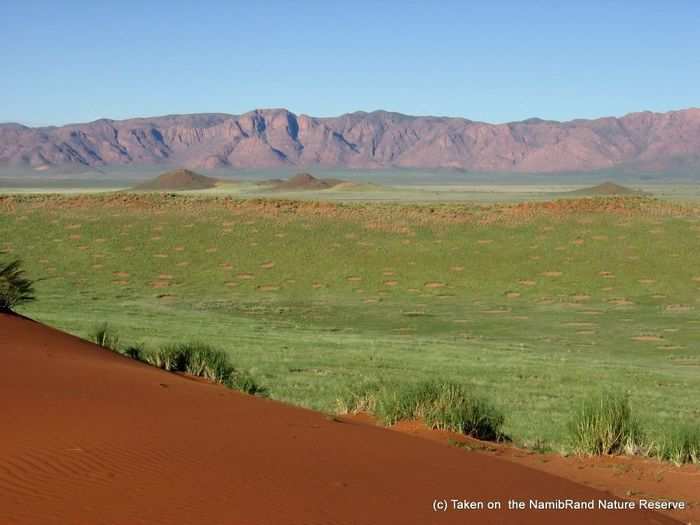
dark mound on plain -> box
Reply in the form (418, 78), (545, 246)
(264, 172), (347, 191)
(569, 182), (642, 196)
(133, 169), (219, 191)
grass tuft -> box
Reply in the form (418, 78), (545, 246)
(226, 369), (268, 396)
(335, 380), (383, 415)
(0, 259), (35, 312)
(144, 344), (181, 370)
(653, 425), (700, 465)
(339, 380), (505, 441)
(122, 344), (145, 361)
(145, 342), (265, 395)
(374, 381), (443, 425)
(568, 392), (644, 456)
(88, 323), (121, 352)
(180, 342), (234, 383)
(423, 383), (505, 441)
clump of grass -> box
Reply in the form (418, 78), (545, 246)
(122, 344), (145, 361)
(568, 391), (644, 456)
(145, 342), (265, 395)
(226, 369), (268, 396)
(423, 383), (505, 441)
(653, 425), (700, 465)
(0, 259), (35, 312)
(88, 323), (121, 352)
(335, 380), (383, 414)
(373, 381), (443, 425)
(338, 380), (505, 441)
(180, 342), (234, 382)
(144, 344), (181, 370)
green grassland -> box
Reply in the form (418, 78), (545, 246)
(2, 193), (699, 450)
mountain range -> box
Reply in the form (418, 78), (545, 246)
(2, 108), (700, 173)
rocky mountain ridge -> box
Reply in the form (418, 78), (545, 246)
(2, 108), (700, 173)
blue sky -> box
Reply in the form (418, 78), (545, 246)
(2, 1), (699, 126)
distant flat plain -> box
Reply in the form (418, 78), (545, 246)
(3, 168), (700, 202)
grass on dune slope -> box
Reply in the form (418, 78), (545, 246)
(1, 194), (699, 450)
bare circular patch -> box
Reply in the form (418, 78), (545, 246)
(631, 335), (663, 342)
(665, 304), (691, 312)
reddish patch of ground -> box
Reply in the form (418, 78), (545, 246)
(0, 313), (684, 525)
(382, 418), (699, 525)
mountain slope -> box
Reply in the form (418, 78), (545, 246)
(2, 108), (700, 173)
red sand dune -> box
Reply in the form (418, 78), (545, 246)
(0, 313), (681, 524)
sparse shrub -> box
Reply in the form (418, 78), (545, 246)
(568, 392), (644, 455)
(0, 259), (35, 311)
(88, 323), (121, 352)
(337, 380), (505, 441)
(654, 425), (700, 465)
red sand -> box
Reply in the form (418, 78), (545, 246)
(0, 313), (682, 524)
(389, 420), (699, 524)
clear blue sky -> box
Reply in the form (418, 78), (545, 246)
(2, 0), (699, 126)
